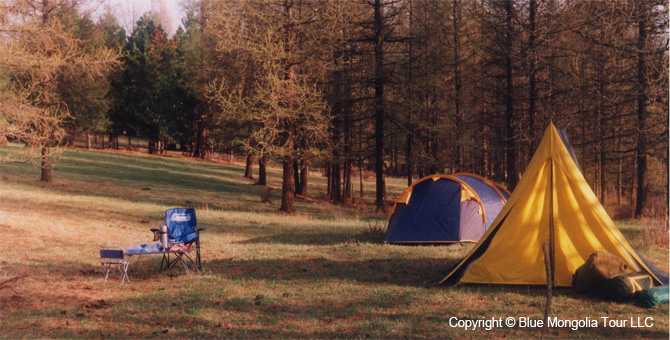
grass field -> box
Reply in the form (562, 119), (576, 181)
(0, 144), (668, 339)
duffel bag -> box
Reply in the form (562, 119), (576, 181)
(635, 285), (669, 308)
(572, 251), (628, 294)
(602, 271), (653, 301)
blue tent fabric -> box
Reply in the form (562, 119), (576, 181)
(415, 179), (462, 241)
(458, 199), (484, 241)
(166, 208), (198, 244)
(385, 179), (461, 243)
(454, 175), (505, 229)
(384, 174), (509, 244)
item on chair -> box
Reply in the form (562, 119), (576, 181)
(170, 244), (191, 252)
(100, 245), (130, 285)
(125, 241), (162, 254)
(160, 225), (169, 250)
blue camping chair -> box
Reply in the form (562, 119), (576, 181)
(154, 208), (205, 271)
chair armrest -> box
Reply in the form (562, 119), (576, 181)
(150, 228), (159, 232)
(197, 228), (206, 232)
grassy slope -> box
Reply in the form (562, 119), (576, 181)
(0, 144), (667, 339)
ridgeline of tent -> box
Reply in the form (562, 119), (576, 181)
(440, 123), (668, 287)
(384, 173), (510, 244)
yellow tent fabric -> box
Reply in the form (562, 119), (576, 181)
(440, 123), (662, 287)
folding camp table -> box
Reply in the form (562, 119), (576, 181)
(125, 246), (200, 274)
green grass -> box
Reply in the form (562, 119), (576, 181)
(0, 143), (667, 339)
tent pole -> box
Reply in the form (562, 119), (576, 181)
(549, 156), (555, 287)
(542, 242), (552, 338)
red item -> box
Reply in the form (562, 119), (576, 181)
(170, 244), (191, 252)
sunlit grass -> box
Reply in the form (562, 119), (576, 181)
(0, 143), (667, 339)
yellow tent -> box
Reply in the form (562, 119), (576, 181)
(440, 123), (664, 287)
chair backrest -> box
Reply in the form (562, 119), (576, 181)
(165, 208), (198, 243)
(100, 246), (125, 262)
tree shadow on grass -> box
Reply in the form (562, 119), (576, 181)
(69, 278), (453, 339)
(14, 259), (668, 339)
(26, 251), (455, 289)
(205, 256), (453, 288)
(236, 231), (383, 246)
(12, 259), (453, 338)
(3, 148), (261, 204)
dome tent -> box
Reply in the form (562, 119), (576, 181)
(384, 173), (510, 244)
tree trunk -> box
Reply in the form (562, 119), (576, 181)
(634, 3), (648, 218)
(596, 29), (606, 202)
(86, 132), (91, 149)
(406, 0), (413, 187)
(280, 155), (296, 214)
(293, 159), (301, 195)
(599, 138), (606, 203)
(374, 0), (386, 212)
(244, 151), (254, 179)
(453, 0), (463, 171)
(40, 146), (52, 183)
(617, 144), (622, 206)
(429, 104), (438, 174)
(358, 117), (364, 199)
(504, 0), (518, 190)
(331, 163), (341, 202)
(483, 124), (490, 178)
(343, 108), (353, 200)
(343, 161), (352, 201)
(279, 0), (297, 214)
(298, 160), (308, 196)
(328, 162), (336, 200)
(193, 114), (210, 160)
(528, 0), (538, 152)
(258, 155), (267, 186)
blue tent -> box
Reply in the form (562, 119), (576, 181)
(384, 173), (510, 244)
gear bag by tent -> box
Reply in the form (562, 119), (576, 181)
(635, 285), (670, 308)
(572, 251), (628, 294)
(602, 271), (653, 301)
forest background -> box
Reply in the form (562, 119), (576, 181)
(1, 0), (668, 218)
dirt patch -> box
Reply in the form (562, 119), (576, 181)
(83, 299), (110, 309)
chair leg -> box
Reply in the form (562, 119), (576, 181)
(160, 253), (169, 271)
(120, 261), (130, 285)
(103, 262), (130, 285)
(196, 238), (202, 270)
(180, 256), (190, 274)
(103, 264), (111, 284)
(183, 253), (198, 273)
